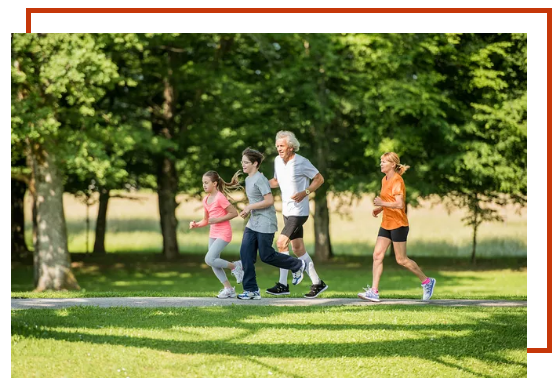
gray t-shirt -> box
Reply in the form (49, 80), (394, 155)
(245, 171), (278, 234)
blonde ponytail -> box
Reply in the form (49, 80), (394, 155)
(382, 152), (410, 176)
(395, 163), (410, 176)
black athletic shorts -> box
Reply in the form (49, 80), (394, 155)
(378, 226), (410, 242)
(281, 215), (309, 240)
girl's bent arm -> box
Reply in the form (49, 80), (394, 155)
(196, 209), (210, 227)
(209, 205), (239, 224)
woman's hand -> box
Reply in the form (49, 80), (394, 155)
(208, 217), (218, 225)
(189, 221), (197, 229)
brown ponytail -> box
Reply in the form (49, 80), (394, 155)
(203, 170), (244, 199)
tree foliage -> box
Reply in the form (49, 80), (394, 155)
(11, 33), (527, 284)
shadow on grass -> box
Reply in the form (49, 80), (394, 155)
(11, 306), (526, 377)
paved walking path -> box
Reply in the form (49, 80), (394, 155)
(11, 297), (526, 310)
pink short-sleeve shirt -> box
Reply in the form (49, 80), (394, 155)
(203, 191), (233, 242)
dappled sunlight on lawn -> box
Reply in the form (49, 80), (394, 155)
(12, 306), (526, 377)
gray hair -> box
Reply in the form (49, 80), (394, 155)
(276, 130), (300, 152)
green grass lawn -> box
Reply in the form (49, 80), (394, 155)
(11, 255), (527, 378)
(13, 194), (527, 378)
(11, 305), (527, 378)
(11, 256), (527, 300)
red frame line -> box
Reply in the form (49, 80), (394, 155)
(25, 7), (552, 353)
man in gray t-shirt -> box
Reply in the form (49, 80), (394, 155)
(236, 148), (306, 300)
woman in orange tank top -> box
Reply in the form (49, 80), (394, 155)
(357, 152), (436, 302)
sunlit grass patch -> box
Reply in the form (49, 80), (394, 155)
(11, 305), (527, 378)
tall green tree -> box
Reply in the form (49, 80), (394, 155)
(437, 33), (527, 262)
(63, 33), (154, 255)
(357, 33), (527, 262)
(133, 34), (266, 257)
(135, 33), (236, 259)
(12, 33), (119, 290)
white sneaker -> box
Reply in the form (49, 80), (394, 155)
(292, 260), (306, 286)
(231, 260), (244, 284)
(216, 287), (236, 299)
(358, 285), (380, 302)
(421, 278), (436, 301)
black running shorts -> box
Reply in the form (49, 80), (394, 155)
(281, 215), (309, 240)
(378, 226), (410, 242)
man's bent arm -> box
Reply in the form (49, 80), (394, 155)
(307, 173), (324, 193)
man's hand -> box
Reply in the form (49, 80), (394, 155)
(291, 191), (308, 203)
(372, 207), (382, 218)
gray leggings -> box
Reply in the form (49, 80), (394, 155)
(205, 238), (231, 283)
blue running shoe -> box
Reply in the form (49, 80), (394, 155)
(357, 286), (380, 302)
(292, 260), (306, 286)
(421, 278), (436, 301)
(237, 290), (261, 300)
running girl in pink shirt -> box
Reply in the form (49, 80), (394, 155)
(189, 170), (244, 298)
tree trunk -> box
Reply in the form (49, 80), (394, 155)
(11, 178), (29, 259)
(470, 196), (479, 265)
(471, 221), (478, 265)
(311, 125), (333, 261)
(157, 158), (179, 260)
(27, 151), (39, 287)
(156, 70), (179, 260)
(93, 188), (110, 254)
(313, 186), (332, 261)
(30, 146), (80, 291)
(85, 199), (90, 256)
(310, 51), (333, 261)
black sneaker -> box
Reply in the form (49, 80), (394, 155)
(304, 280), (328, 299)
(265, 282), (290, 296)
